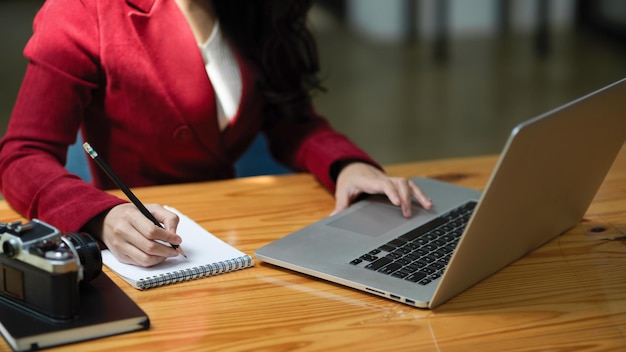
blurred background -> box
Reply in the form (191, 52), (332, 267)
(1, 0), (625, 169)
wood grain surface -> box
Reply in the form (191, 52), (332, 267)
(1, 146), (625, 352)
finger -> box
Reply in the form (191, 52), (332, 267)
(331, 183), (354, 216)
(146, 204), (180, 232)
(408, 180), (433, 209)
(116, 244), (168, 267)
(380, 178), (401, 207)
(112, 251), (139, 266)
(128, 209), (182, 246)
(391, 179), (414, 218)
(331, 194), (351, 216)
(125, 215), (180, 258)
(104, 227), (166, 267)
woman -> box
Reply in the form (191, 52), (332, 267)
(0, 0), (431, 267)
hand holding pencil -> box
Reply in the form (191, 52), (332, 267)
(82, 143), (187, 266)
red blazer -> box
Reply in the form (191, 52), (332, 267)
(0, 0), (378, 233)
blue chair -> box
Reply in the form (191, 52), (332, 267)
(235, 134), (293, 177)
(65, 134), (92, 182)
(65, 134), (291, 182)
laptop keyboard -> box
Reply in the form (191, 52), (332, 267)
(349, 201), (477, 286)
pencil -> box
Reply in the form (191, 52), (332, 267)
(82, 142), (187, 258)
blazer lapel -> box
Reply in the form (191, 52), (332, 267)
(125, 0), (226, 163)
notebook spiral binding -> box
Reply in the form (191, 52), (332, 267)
(136, 255), (254, 289)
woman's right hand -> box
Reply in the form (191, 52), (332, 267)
(88, 203), (183, 267)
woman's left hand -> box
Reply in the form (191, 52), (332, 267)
(332, 162), (432, 218)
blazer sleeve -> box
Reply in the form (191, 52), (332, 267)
(263, 106), (382, 192)
(0, 0), (125, 233)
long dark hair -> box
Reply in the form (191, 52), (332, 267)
(213, 0), (325, 124)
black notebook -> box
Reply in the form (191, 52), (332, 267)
(0, 273), (149, 352)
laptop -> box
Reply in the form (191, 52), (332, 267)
(255, 78), (626, 309)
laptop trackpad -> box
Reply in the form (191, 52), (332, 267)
(327, 202), (410, 237)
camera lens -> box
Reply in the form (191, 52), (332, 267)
(63, 232), (102, 283)
(2, 240), (17, 258)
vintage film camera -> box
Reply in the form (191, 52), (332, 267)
(0, 219), (102, 320)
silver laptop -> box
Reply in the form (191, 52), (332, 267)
(255, 78), (626, 309)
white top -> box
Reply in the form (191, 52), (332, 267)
(198, 22), (242, 131)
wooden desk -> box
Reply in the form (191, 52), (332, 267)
(1, 146), (625, 351)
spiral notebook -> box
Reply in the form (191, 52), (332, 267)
(101, 206), (254, 290)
